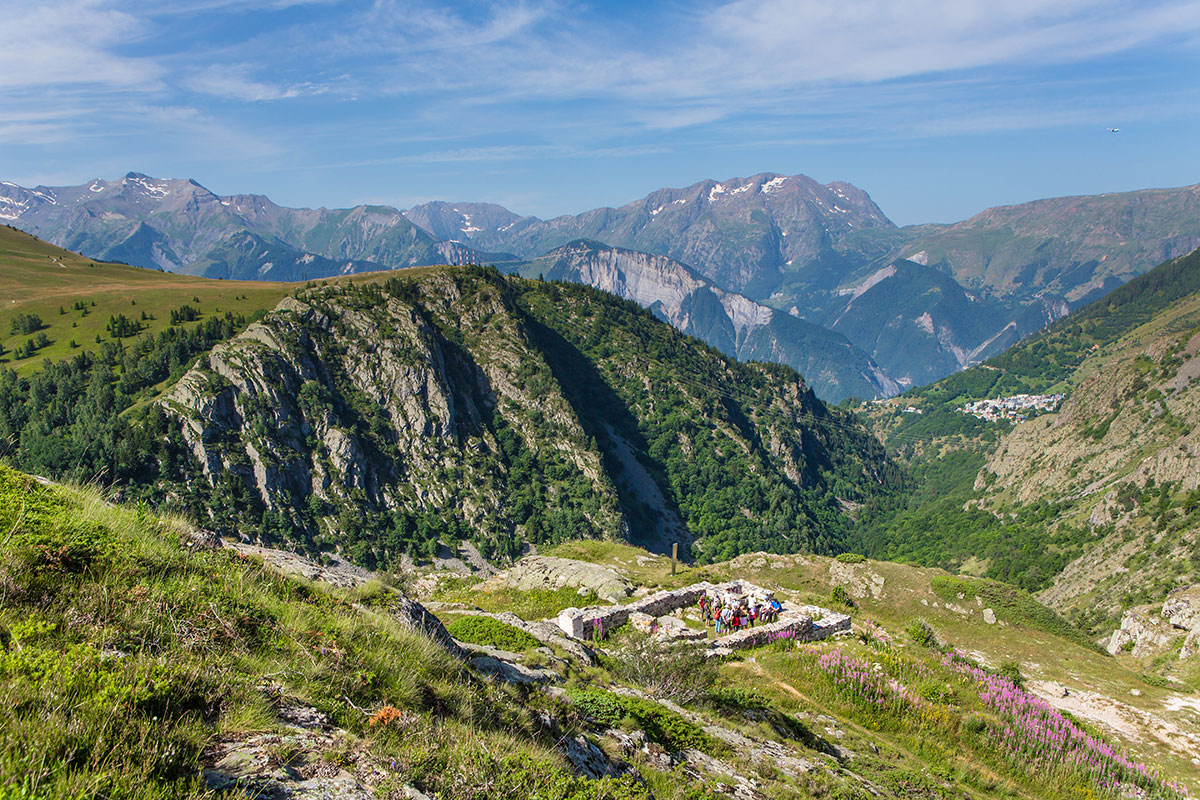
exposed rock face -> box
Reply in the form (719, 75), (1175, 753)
(1163, 586), (1200, 658)
(202, 705), (381, 800)
(485, 555), (633, 604)
(1106, 586), (1200, 659)
(160, 273), (626, 558)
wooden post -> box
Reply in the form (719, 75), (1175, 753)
(671, 542), (678, 575)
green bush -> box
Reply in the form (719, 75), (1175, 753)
(997, 660), (1025, 688)
(830, 585), (857, 609)
(608, 637), (717, 704)
(836, 552), (866, 564)
(905, 618), (941, 650)
(443, 616), (540, 651)
(566, 689), (715, 753)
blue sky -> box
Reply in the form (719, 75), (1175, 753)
(2, 0), (1198, 225)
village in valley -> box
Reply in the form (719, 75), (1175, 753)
(957, 392), (1065, 422)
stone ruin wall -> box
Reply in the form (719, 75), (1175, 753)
(556, 580), (851, 651)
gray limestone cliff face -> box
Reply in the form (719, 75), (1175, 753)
(1106, 586), (1200, 659)
(158, 279), (627, 554)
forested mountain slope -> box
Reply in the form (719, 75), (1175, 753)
(158, 266), (895, 567)
(852, 246), (1200, 631)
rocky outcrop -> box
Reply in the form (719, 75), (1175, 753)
(485, 555), (633, 604)
(159, 274), (627, 559)
(1106, 586), (1200, 659)
(202, 705), (383, 800)
(1163, 586), (1200, 658)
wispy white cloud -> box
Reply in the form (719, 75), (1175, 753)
(697, 0), (1200, 86)
(0, 0), (159, 90)
(184, 64), (327, 101)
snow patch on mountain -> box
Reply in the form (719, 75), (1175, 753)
(127, 176), (169, 197)
(708, 184), (727, 203)
(761, 176), (788, 193)
(914, 312), (935, 334)
(731, 183), (752, 195)
(649, 205), (664, 216)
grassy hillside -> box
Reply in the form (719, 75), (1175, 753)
(0, 225), (293, 376)
(2, 467), (1191, 799)
(895, 182), (1200, 303)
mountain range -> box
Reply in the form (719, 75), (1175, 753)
(4, 172), (1200, 399)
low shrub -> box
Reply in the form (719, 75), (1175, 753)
(997, 660), (1024, 688)
(830, 585), (857, 609)
(608, 636), (717, 704)
(566, 688), (715, 753)
(905, 618), (941, 650)
(443, 616), (540, 651)
(835, 552), (866, 564)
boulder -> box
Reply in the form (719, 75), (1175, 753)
(486, 556), (633, 604)
(630, 612), (656, 634)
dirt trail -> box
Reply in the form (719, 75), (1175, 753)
(1030, 680), (1200, 764)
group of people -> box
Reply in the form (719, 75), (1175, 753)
(698, 590), (782, 636)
